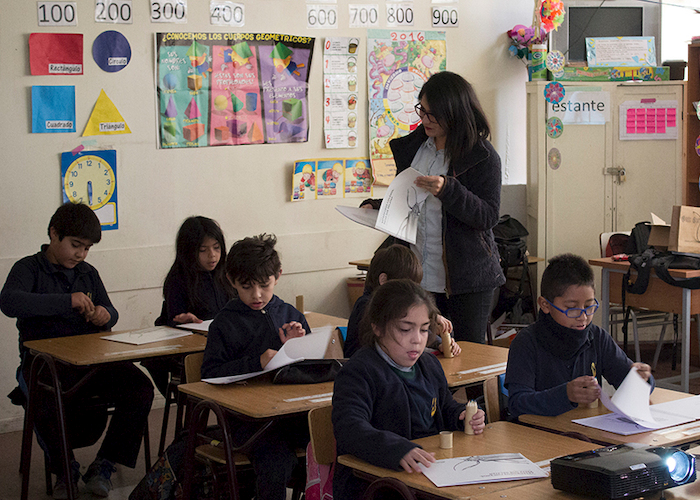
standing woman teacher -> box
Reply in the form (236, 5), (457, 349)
(365, 71), (505, 343)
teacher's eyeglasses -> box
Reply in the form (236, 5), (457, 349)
(545, 298), (599, 318)
(414, 103), (437, 123)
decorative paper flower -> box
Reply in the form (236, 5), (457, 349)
(507, 24), (548, 62)
(540, 0), (565, 33)
(544, 82), (565, 104)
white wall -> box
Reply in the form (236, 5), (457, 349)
(662, 1), (700, 63)
(0, 0), (535, 431)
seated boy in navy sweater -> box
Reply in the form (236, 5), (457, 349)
(0, 202), (153, 499)
(505, 253), (653, 418)
(202, 233), (310, 500)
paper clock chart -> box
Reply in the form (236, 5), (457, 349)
(61, 150), (119, 230)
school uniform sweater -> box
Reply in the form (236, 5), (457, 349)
(0, 246), (118, 364)
(505, 312), (654, 418)
(332, 346), (464, 500)
(201, 295), (310, 378)
(343, 290), (371, 357)
(154, 270), (230, 326)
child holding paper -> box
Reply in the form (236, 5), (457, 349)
(201, 233), (310, 500)
(505, 253), (653, 418)
(332, 280), (485, 500)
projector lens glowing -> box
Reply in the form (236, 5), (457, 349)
(667, 451), (693, 483)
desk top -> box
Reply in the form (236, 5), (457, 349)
(519, 387), (699, 447)
(24, 329), (207, 366)
(178, 377), (334, 419)
(305, 311), (348, 329)
(439, 342), (509, 388)
(590, 257), (700, 278)
(338, 421), (599, 500)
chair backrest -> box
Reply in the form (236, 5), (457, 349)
(307, 405), (335, 465)
(599, 231), (630, 258)
(184, 352), (204, 383)
(361, 477), (416, 500)
(483, 376), (501, 423)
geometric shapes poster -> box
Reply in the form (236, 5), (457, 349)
(367, 30), (445, 185)
(156, 32), (315, 148)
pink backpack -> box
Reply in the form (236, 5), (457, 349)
(305, 441), (334, 500)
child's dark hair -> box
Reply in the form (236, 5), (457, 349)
(164, 216), (234, 311)
(365, 244), (423, 293)
(226, 233), (281, 285)
(418, 71), (491, 162)
(360, 279), (439, 348)
(48, 202), (101, 243)
(540, 253), (595, 301)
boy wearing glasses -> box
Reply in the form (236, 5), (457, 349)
(505, 253), (653, 418)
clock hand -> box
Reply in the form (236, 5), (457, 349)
(87, 180), (93, 205)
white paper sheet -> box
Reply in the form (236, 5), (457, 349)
(102, 326), (192, 345)
(419, 453), (547, 487)
(202, 326), (334, 384)
(175, 319), (212, 333)
(335, 167), (428, 244)
(573, 368), (696, 434)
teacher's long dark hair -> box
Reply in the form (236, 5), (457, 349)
(418, 71), (491, 162)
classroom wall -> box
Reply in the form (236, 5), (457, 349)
(0, 0), (534, 432)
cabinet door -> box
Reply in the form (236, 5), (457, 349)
(544, 116), (611, 261)
(612, 84), (684, 231)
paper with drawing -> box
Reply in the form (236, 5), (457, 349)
(335, 167), (428, 244)
(419, 453), (547, 487)
(202, 326), (333, 384)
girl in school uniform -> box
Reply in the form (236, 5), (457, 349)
(332, 279), (485, 500)
(145, 216), (235, 394)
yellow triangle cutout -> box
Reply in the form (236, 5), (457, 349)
(83, 89), (131, 136)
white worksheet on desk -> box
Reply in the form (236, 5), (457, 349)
(202, 325), (333, 384)
(419, 453), (547, 487)
(102, 326), (192, 345)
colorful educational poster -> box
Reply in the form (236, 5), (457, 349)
(61, 150), (118, 230)
(32, 86), (76, 133)
(619, 100), (678, 141)
(367, 30), (446, 185)
(156, 33), (315, 149)
(586, 37), (657, 67)
(324, 37), (360, 149)
(291, 158), (372, 201)
(83, 89), (131, 136)
(29, 33), (83, 75)
(92, 30), (131, 72)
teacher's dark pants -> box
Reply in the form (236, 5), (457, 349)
(434, 289), (495, 344)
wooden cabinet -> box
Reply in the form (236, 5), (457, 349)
(526, 81), (685, 266)
(686, 43), (700, 206)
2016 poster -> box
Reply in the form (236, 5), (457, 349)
(156, 32), (314, 148)
(367, 30), (446, 185)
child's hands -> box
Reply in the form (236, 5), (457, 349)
(279, 321), (305, 344)
(399, 447), (436, 473)
(435, 315), (453, 335)
(632, 362), (652, 381)
(173, 313), (202, 324)
(87, 305), (111, 326)
(449, 338), (461, 356)
(567, 376), (601, 404)
(459, 408), (486, 434)
(260, 349), (277, 369)
(71, 292), (95, 318)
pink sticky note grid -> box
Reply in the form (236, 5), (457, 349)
(626, 108), (676, 135)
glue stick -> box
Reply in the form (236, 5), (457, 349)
(440, 330), (453, 358)
(464, 400), (478, 435)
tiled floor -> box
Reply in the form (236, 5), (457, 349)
(2, 341), (699, 499)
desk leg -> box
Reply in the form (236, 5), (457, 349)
(601, 269), (610, 334)
(682, 289), (691, 393)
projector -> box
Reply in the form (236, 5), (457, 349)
(551, 443), (696, 499)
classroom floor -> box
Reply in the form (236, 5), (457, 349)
(2, 341), (699, 500)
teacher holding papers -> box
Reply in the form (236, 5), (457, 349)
(362, 71), (504, 343)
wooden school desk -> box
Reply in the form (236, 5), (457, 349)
(304, 311), (348, 329)
(590, 257), (700, 392)
(439, 342), (508, 389)
(20, 329), (207, 500)
(519, 387), (700, 448)
(178, 377), (333, 498)
(337, 421), (600, 500)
